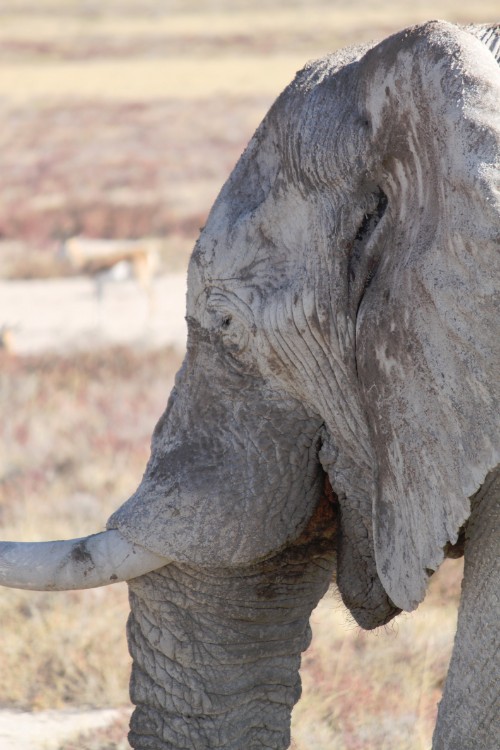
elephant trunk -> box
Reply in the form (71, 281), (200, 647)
(125, 487), (337, 750)
(432, 467), (500, 750)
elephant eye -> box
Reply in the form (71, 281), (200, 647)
(219, 313), (250, 358)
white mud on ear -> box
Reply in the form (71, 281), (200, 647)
(355, 24), (500, 612)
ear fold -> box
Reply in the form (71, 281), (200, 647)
(355, 23), (500, 610)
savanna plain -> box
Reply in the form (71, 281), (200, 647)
(0, 1), (496, 748)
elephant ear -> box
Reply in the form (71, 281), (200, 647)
(354, 22), (500, 611)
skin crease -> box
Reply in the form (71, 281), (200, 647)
(0, 20), (498, 750)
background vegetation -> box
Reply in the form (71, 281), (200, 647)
(0, 1), (495, 748)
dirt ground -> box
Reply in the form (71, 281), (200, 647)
(0, 272), (188, 355)
(0, 707), (130, 750)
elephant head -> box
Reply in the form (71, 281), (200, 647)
(1, 20), (499, 750)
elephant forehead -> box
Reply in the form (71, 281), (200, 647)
(184, 52), (376, 287)
(186, 246), (261, 323)
(187, 195), (316, 321)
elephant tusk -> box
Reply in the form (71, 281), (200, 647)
(0, 529), (171, 591)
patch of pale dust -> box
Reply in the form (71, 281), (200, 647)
(0, 272), (188, 356)
(0, 707), (130, 750)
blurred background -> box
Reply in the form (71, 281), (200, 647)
(0, 2), (495, 748)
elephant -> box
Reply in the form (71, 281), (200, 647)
(0, 19), (499, 750)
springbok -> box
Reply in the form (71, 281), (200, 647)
(0, 324), (16, 353)
(61, 236), (159, 304)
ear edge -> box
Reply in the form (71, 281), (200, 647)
(353, 21), (500, 611)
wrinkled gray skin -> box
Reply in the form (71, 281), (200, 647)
(2, 20), (500, 750)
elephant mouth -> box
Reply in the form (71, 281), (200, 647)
(257, 456), (340, 570)
(443, 525), (466, 559)
(293, 471), (339, 551)
(236, 470), (339, 604)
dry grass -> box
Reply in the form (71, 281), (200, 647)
(0, 348), (183, 710)
(0, 97), (263, 255)
(0, 56), (312, 102)
(0, 16), (303, 105)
